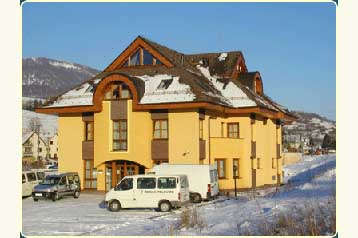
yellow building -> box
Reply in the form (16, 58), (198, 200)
(37, 36), (295, 192)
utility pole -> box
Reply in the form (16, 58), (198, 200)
(36, 124), (40, 162)
(233, 165), (237, 198)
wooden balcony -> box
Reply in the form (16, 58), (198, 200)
(199, 140), (206, 160)
(82, 141), (94, 160)
(151, 140), (168, 160)
(251, 141), (256, 158)
(276, 144), (281, 158)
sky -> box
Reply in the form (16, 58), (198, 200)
(22, 2), (336, 120)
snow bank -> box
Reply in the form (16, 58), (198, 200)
(22, 154), (336, 236)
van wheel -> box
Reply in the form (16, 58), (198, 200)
(33, 198), (38, 202)
(73, 190), (80, 199)
(191, 193), (202, 203)
(159, 201), (171, 212)
(109, 200), (121, 212)
(52, 192), (59, 202)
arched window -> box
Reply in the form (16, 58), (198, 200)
(104, 82), (132, 100)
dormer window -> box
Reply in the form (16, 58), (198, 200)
(157, 78), (173, 90)
(201, 58), (209, 67)
(104, 82), (132, 100)
(122, 47), (163, 67)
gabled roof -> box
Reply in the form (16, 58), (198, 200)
(22, 131), (35, 144)
(22, 131), (47, 145)
(38, 36), (295, 120)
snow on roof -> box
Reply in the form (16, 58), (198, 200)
(45, 82), (94, 107)
(136, 74), (196, 104)
(197, 66), (256, 108)
(218, 53), (228, 61)
(22, 131), (34, 144)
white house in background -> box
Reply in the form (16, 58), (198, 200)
(47, 134), (59, 160)
(22, 131), (47, 161)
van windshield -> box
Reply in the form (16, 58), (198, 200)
(41, 176), (61, 185)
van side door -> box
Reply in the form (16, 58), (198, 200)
(114, 178), (135, 208)
(135, 177), (157, 208)
(57, 176), (67, 195)
(157, 177), (178, 203)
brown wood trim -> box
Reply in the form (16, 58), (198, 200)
(82, 113), (94, 122)
(111, 161), (117, 188)
(104, 37), (174, 71)
(111, 100), (128, 120)
(151, 112), (168, 120)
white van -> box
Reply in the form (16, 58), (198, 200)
(150, 164), (219, 203)
(22, 171), (46, 197)
(105, 174), (190, 212)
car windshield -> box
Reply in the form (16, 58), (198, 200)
(41, 176), (61, 185)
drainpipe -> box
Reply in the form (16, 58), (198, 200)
(208, 116), (215, 165)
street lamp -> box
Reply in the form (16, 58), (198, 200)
(233, 165), (238, 198)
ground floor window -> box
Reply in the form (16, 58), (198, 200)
(233, 158), (239, 178)
(215, 159), (226, 179)
(84, 160), (97, 189)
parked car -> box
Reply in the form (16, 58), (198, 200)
(32, 172), (81, 202)
(105, 174), (190, 212)
(22, 171), (46, 197)
(150, 164), (219, 203)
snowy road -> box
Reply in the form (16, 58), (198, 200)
(22, 154), (336, 236)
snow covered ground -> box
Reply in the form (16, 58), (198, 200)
(22, 154), (336, 236)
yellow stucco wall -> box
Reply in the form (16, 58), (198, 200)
(56, 99), (283, 192)
(252, 117), (282, 187)
(94, 100), (153, 191)
(168, 110), (199, 164)
(58, 114), (84, 188)
(206, 116), (252, 190)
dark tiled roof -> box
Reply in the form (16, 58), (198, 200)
(43, 36), (292, 115)
(237, 72), (258, 90)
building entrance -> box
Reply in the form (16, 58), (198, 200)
(105, 160), (145, 191)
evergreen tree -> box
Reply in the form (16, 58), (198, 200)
(322, 134), (332, 149)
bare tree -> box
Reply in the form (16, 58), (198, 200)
(28, 117), (42, 132)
